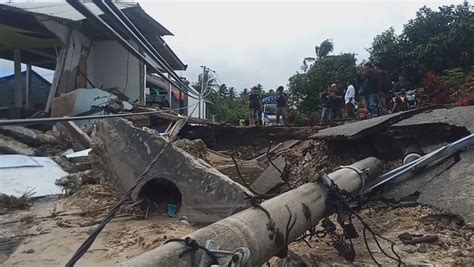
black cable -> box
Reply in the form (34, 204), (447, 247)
(164, 237), (219, 267)
(66, 86), (209, 266)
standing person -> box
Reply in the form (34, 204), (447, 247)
(275, 86), (287, 126)
(248, 87), (262, 126)
(360, 63), (380, 118)
(320, 86), (334, 124)
(375, 64), (392, 115)
(344, 81), (356, 119)
(330, 83), (343, 120)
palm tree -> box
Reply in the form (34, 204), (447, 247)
(217, 84), (228, 98)
(192, 68), (219, 96)
(228, 87), (237, 99)
(315, 39), (334, 60)
(239, 88), (249, 99)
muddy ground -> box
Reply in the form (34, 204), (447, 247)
(0, 185), (195, 267)
(1, 184), (473, 266)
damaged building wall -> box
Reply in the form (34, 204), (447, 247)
(92, 118), (251, 223)
(88, 40), (144, 104)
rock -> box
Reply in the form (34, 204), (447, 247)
(417, 243), (428, 253)
(22, 249), (35, 254)
(451, 249), (463, 257)
(402, 245), (417, 253)
(463, 231), (473, 241)
(52, 155), (79, 173)
(398, 232), (413, 240)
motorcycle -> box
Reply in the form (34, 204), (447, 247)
(389, 89), (418, 113)
(405, 88), (418, 109)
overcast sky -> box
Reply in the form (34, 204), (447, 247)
(0, 0), (464, 91)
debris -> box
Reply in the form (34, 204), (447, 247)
(0, 155), (42, 169)
(417, 243), (428, 253)
(52, 155), (80, 173)
(55, 170), (97, 195)
(0, 190), (34, 211)
(174, 139), (209, 162)
(0, 156), (66, 197)
(398, 232), (414, 241)
(451, 249), (463, 257)
(65, 148), (92, 163)
(0, 133), (36, 155)
(0, 125), (59, 147)
(92, 118), (251, 223)
(22, 249), (34, 254)
(250, 156), (286, 194)
(62, 121), (93, 149)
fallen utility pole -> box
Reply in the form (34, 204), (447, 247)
(119, 157), (382, 267)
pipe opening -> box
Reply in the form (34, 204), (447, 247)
(138, 178), (182, 216)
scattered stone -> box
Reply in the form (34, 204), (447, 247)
(402, 245), (417, 254)
(451, 249), (463, 257)
(398, 232), (413, 240)
(402, 235), (439, 245)
(417, 243), (428, 253)
(22, 249), (34, 254)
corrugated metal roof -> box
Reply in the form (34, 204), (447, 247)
(0, 2), (137, 21)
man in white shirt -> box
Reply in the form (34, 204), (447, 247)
(344, 82), (356, 118)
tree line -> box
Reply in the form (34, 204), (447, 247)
(197, 1), (473, 124)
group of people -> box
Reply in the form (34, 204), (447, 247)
(320, 63), (413, 124)
(247, 86), (288, 127)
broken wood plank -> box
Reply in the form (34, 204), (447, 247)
(62, 121), (92, 148)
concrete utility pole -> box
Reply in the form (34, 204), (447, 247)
(199, 65), (206, 119)
(120, 157), (383, 267)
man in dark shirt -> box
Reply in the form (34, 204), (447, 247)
(320, 86), (335, 124)
(392, 74), (413, 93)
(275, 86), (287, 125)
(391, 74), (413, 112)
(248, 87), (262, 126)
(360, 63), (380, 117)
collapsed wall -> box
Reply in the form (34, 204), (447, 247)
(91, 118), (252, 223)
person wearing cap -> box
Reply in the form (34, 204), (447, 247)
(275, 86), (288, 126)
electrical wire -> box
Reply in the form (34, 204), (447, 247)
(65, 72), (210, 267)
(0, 103), (199, 127)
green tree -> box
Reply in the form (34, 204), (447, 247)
(368, 1), (474, 84)
(228, 87), (237, 99)
(288, 53), (357, 115)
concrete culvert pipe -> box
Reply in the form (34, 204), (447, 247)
(119, 157), (383, 267)
(138, 178), (182, 216)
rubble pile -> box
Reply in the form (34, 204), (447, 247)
(272, 204), (474, 266)
(174, 139), (209, 162)
(63, 184), (120, 217)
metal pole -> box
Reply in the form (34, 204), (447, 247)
(25, 64), (31, 110)
(120, 157), (383, 267)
